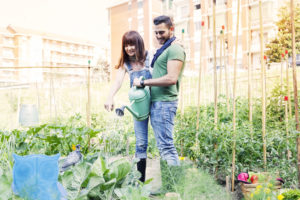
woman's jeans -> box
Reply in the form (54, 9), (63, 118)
(134, 118), (149, 159)
(150, 101), (180, 166)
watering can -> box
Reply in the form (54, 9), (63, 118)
(115, 86), (150, 121)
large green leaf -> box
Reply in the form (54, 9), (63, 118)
(91, 155), (107, 177)
(100, 178), (116, 191)
(78, 172), (105, 199)
(61, 162), (91, 200)
(109, 159), (131, 182)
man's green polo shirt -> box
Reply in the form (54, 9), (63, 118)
(151, 44), (186, 102)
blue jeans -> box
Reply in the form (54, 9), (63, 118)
(150, 101), (180, 166)
(134, 118), (149, 159)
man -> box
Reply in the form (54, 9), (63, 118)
(133, 15), (185, 167)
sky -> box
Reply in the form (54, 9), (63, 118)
(0, 0), (110, 46)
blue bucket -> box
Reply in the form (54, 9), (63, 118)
(12, 153), (67, 200)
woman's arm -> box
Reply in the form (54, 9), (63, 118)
(104, 67), (126, 111)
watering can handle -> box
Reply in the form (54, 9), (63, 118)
(136, 76), (145, 88)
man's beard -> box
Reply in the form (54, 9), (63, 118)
(158, 35), (171, 45)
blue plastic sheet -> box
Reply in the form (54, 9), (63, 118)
(12, 153), (65, 200)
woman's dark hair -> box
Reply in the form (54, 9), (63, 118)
(116, 31), (146, 69)
(153, 15), (173, 28)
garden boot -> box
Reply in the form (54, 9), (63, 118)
(137, 158), (146, 182)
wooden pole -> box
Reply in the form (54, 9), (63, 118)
(290, 0), (300, 187)
(285, 98), (290, 160)
(219, 32), (223, 96)
(259, 0), (267, 171)
(286, 56), (292, 118)
(87, 60), (91, 127)
(213, 0), (218, 127)
(281, 54), (284, 92)
(49, 66), (53, 119)
(248, 2), (253, 124)
(232, 0), (240, 192)
(196, 21), (205, 131)
(16, 88), (21, 126)
(180, 29), (185, 116)
(224, 32), (230, 112)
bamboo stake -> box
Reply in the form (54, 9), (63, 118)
(248, 2), (253, 124)
(224, 32), (229, 112)
(290, 0), (300, 187)
(16, 88), (21, 126)
(188, 76), (191, 105)
(219, 32), (223, 96)
(0, 66), (92, 69)
(213, 0), (218, 127)
(285, 98), (289, 159)
(196, 21), (205, 131)
(87, 60), (91, 128)
(35, 81), (40, 124)
(232, 0), (240, 192)
(281, 54), (284, 92)
(180, 29), (185, 117)
(49, 66), (53, 119)
(259, 0), (267, 171)
(286, 53), (292, 117)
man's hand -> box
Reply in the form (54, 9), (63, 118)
(133, 77), (142, 87)
(104, 98), (114, 111)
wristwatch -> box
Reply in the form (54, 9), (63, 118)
(140, 79), (145, 87)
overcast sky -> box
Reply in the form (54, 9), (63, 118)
(0, 0), (110, 46)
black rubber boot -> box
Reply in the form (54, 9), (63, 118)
(137, 158), (146, 182)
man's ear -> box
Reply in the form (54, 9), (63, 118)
(170, 26), (174, 31)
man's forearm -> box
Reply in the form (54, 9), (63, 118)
(144, 75), (177, 86)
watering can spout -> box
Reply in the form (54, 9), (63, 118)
(115, 105), (140, 119)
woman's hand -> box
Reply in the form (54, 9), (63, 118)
(104, 98), (114, 111)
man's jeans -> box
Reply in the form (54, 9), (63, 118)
(134, 118), (149, 159)
(150, 101), (180, 166)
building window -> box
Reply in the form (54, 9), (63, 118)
(217, 0), (227, 5)
(195, 21), (202, 31)
(138, 0), (143, 9)
(195, 4), (201, 10)
(181, 5), (188, 18)
(128, 0), (132, 10)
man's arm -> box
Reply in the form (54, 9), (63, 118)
(133, 59), (183, 87)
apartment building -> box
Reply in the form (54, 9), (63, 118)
(171, 0), (285, 73)
(0, 27), (18, 82)
(0, 25), (102, 83)
(108, 0), (164, 80)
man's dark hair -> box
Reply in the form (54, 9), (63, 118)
(153, 15), (173, 28)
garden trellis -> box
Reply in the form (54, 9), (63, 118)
(0, 65), (93, 128)
(231, 0), (240, 191)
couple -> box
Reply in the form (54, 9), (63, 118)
(104, 15), (185, 184)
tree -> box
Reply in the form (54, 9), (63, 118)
(265, 2), (300, 63)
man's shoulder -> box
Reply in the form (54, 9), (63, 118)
(168, 43), (185, 52)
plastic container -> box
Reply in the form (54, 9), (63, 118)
(12, 153), (63, 200)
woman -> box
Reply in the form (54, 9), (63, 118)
(104, 31), (152, 183)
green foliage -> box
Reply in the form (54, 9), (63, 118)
(265, 2), (300, 63)
(281, 189), (300, 200)
(161, 161), (231, 200)
(60, 154), (138, 200)
(174, 84), (299, 188)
